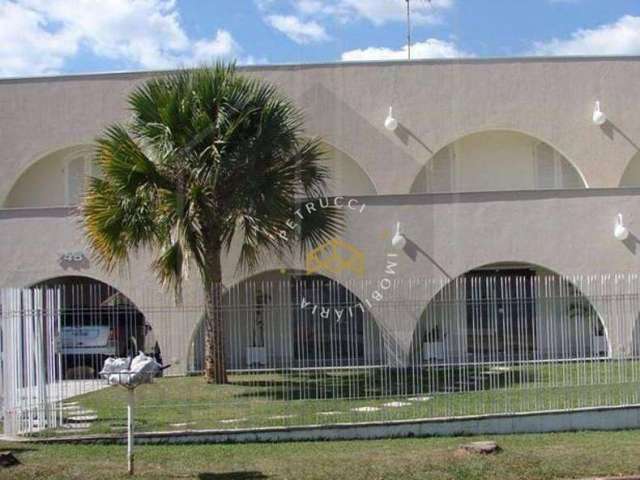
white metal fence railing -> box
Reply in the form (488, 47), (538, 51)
(1, 287), (64, 435)
(2, 273), (640, 436)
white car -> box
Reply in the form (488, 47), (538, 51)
(58, 326), (116, 356)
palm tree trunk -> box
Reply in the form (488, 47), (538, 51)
(203, 247), (228, 384)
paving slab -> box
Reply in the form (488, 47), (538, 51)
(383, 401), (412, 408)
(67, 414), (98, 422)
(219, 418), (248, 424)
(459, 441), (500, 454)
(351, 406), (380, 412)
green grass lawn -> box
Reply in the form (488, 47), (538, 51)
(36, 361), (640, 437)
(5, 430), (640, 479)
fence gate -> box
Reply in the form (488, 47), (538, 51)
(1, 288), (63, 435)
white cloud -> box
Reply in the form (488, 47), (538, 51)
(190, 30), (241, 65)
(290, 0), (349, 20)
(341, 38), (470, 62)
(258, 0), (454, 27)
(266, 14), (330, 44)
(295, 0), (329, 15)
(533, 15), (640, 56)
(339, 0), (453, 26)
(0, 0), (244, 77)
(0, 1), (77, 76)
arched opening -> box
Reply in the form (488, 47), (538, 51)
(320, 142), (377, 196)
(3, 145), (99, 208)
(187, 270), (383, 373)
(410, 263), (608, 367)
(619, 152), (640, 187)
(410, 130), (586, 194)
(31, 276), (150, 379)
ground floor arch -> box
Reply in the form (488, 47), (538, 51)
(409, 263), (609, 366)
(29, 275), (150, 379)
(187, 270), (384, 373)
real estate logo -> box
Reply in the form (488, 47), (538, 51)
(293, 197), (404, 321)
(305, 237), (365, 277)
(289, 196), (367, 277)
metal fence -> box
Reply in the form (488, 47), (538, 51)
(2, 273), (640, 436)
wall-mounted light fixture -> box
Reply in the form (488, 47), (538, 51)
(391, 222), (406, 250)
(614, 213), (629, 241)
(593, 101), (607, 126)
(384, 107), (398, 131)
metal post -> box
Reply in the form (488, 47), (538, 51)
(127, 387), (135, 476)
(406, 0), (411, 60)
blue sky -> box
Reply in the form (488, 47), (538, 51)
(2, 0), (640, 78)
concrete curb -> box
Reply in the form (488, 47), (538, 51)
(9, 404), (640, 445)
(574, 477), (640, 480)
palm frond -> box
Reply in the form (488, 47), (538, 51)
(83, 63), (343, 293)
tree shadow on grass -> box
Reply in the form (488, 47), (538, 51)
(0, 446), (37, 453)
(198, 472), (268, 480)
(228, 367), (535, 400)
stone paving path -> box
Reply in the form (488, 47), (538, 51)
(53, 401), (99, 433)
(12, 393), (437, 436)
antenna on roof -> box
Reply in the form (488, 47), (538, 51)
(406, 0), (432, 61)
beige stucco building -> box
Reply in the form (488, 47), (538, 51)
(2, 56), (640, 373)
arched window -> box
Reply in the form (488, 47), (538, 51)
(533, 142), (583, 189)
(65, 156), (87, 205)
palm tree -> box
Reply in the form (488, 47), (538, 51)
(82, 64), (343, 383)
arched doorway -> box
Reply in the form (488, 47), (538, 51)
(187, 271), (383, 373)
(31, 276), (149, 379)
(410, 263), (608, 365)
(410, 130), (586, 193)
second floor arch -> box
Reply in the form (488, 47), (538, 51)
(2, 144), (98, 209)
(409, 130), (588, 194)
(317, 141), (377, 197)
(619, 151), (640, 187)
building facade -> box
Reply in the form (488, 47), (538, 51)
(2, 56), (640, 374)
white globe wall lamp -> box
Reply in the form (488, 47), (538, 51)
(391, 222), (406, 250)
(593, 101), (607, 126)
(614, 213), (629, 241)
(384, 107), (398, 131)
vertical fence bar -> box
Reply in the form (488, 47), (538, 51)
(4, 273), (640, 437)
